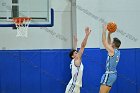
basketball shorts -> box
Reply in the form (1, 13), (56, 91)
(100, 73), (117, 87)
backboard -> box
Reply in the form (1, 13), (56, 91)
(0, 0), (54, 27)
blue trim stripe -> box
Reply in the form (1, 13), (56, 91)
(102, 74), (109, 85)
(102, 74), (106, 84)
(68, 67), (80, 93)
(105, 74), (109, 85)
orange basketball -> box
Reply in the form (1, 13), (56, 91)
(107, 22), (117, 32)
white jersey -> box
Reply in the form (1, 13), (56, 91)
(65, 59), (84, 93)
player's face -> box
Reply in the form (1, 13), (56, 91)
(111, 42), (115, 48)
(72, 51), (78, 58)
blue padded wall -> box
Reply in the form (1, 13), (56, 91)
(41, 50), (71, 93)
(0, 49), (71, 93)
(117, 49), (137, 93)
(0, 48), (140, 93)
(136, 49), (140, 93)
(20, 50), (41, 93)
(81, 48), (102, 93)
(0, 51), (20, 93)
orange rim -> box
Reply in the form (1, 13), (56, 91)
(12, 17), (31, 25)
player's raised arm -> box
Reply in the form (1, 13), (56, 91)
(74, 27), (91, 66)
(78, 27), (91, 57)
(102, 24), (114, 56)
(73, 34), (78, 50)
(107, 32), (112, 45)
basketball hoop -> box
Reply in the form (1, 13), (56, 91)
(12, 17), (31, 37)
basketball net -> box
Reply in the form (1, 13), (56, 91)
(12, 17), (31, 37)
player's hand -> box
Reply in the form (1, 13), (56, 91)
(102, 24), (107, 32)
(108, 31), (113, 34)
(73, 34), (78, 42)
(85, 27), (91, 36)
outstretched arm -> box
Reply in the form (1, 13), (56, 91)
(78, 27), (91, 57)
(107, 32), (112, 45)
(73, 34), (78, 50)
(102, 24), (114, 56)
(74, 27), (91, 66)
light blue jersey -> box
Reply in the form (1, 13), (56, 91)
(106, 49), (120, 73)
(101, 49), (120, 87)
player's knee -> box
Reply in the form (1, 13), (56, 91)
(100, 90), (108, 93)
(100, 87), (109, 93)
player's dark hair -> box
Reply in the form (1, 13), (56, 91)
(69, 49), (77, 59)
(113, 37), (121, 48)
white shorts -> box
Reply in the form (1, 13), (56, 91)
(65, 84), (80, 93)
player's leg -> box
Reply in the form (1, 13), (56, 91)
(74, 86), (80, 93)
(65, 83), (72, 93)
(100, 73), (117, 93)
(99, 85), (111, 93)
(65, 84), (80, 93)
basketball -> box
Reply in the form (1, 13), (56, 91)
(107, 22), (117, 32)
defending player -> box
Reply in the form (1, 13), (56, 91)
(65, 27), (91, 93)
